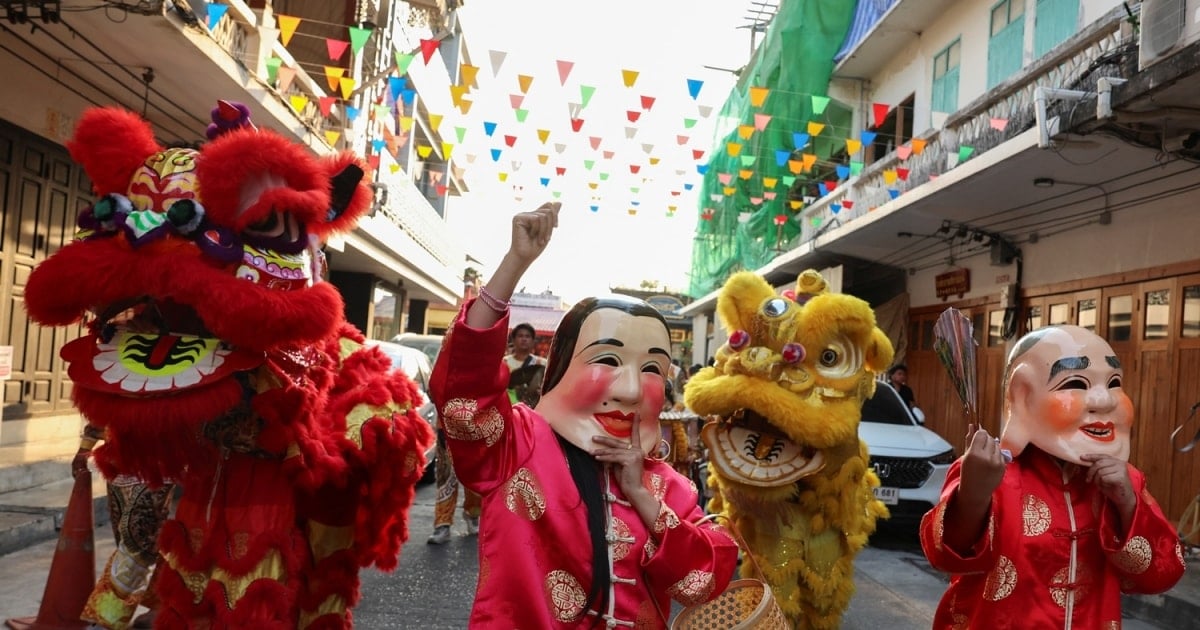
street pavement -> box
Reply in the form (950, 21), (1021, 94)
(0, 480), (1168, 629)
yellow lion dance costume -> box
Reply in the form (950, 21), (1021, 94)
(684, 269), (893, 629)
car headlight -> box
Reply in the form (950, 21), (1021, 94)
(930, 449), (957, 465)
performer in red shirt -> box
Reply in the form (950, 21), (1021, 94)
(430, 202), (738, 628)
(920, 325), (1186, 629)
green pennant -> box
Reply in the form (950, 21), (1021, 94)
(630, 187), (640, 194)
(958, 145), (975, 161)
(580, 85), (596, 108)
(811, 216), (822, 227)
(348, 26), (373, 53)
(515, 108), (529, 122)
(599, 172), (610, 181)
(394, 52), (416, 76)
(265, 57), (282, 85)
(782, 175), (796, 187)
(584, 159), (595, 170)
(740, 155), (755, 166)
(455, 126), (466, 143)
(552, 191), (562, 199)
(849, 160), (864, 176)
(811, 95), (831, 115)
(683, 118), (697, 129)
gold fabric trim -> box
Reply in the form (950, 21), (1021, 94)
(652, 503), (681, 534)
(1111, 535), (1153, 575)
(298, 594), (348, 629)
(609, 516), (632, 561)
(212, 549), (287, 609)
(307, 521), (355, 562)
(1022, 494), (1051, 537)
(666, 570), (717, 606)
(545, 569), (587, 622)
(345, 402), (408, 448)
(441, 399), (504, 445)
(504, 467), (546, 520)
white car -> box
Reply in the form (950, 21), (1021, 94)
(859, 382), (957, 524)
(365, 339), (438, 482)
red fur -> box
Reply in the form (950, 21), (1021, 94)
(26, 104), (431, 627)
(66, 108), (162, 195)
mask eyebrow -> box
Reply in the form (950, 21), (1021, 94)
(1048, 356), (1088, 382)
(575, 338), (623, 357)
(649, 347), (670, 357)
(1105, 355), (1121, 369)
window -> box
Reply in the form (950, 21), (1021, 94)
(932, 40), (961, 116)
(1183, 285), (1200, 338)
(1144, 288), (1170, 340)
(1076, 297), (1097, 331)
(988, 0), (1026, 88)
(1107, 294), (1133, 342)
(1034, 0), (1079, 58)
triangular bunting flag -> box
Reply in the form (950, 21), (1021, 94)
(417, 145), (433, 159)
(277, 66), (297, 93)
(861, 130), (877, 145)
(518, 74), (534, 93)
(912, 138), (927, 154)
(676, 135), (689, 145)
(571, 118), (585, 132)
(807, 121), (825, 136)
(318, 96), (336, 117)
(727, 142), (742, 157)
(683, 118), (697, 129)
(775, 149), (790, 166)
(640, 95), (655, 110)
(348, 26), (372, 53)
(460, 63), (479, 88)
(537, 129), (550, 144)
(324, 130), (340, 146)
(580, 85), (596, 107)
(872, 102), (890, 127)
(324, 66), (345, 92)
(686, 78), (703, 100)
(515, 109), (529, 122)
(738, 125), (754, 140)
(621, 69), (639, 87)
(749, 86), (769, 107)
(504, 135), (517, 148)
(488, 49), (507, 76)
(990, 117), (1009, 131)
(420, 38), (440, 64)
(395, 52), (415, 75)
(589, 136), (602, 150)
(556, 60), (574, 85)
(812, 95), (830, 115)
(265, 57), (282, 85)
(289, 94), (309, 112)
(754, 114), (772, 131)
(845, 139), (862, 155)
(483, 121), (497, 136)
(627, 110), (641, 123)
(277, 15), (300, 46)
(537, 154), (549, 164)
(339, 77), (355, 100)
(897, 145), (913, 160)
(206, 3), (229, 30)
(792, 132), (810, 149)
(698, 105), (713, 117)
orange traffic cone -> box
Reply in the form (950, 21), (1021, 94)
(5, 469), (95, 630)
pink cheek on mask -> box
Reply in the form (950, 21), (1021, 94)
(566, 365), (617, 411)
(640, 373), (665, 419)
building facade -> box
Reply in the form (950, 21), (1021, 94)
(682, 0), (1200, 522)
(0, 0), (467, 445)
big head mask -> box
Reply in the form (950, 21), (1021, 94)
(999, 325), (1134, 464)
(535, 296), (670, 455)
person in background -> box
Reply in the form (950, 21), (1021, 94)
(888, 363), (916, 409)
(426, 430), (482, 545)
(429, 202), (737, 627)
(919, 325), (1185, 629)
(504, 322), (547, 407)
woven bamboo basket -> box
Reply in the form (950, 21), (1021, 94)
(670, 515), (788, 630)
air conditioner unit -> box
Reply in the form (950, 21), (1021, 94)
(1139, 0), (1200, 70)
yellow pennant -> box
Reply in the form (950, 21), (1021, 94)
(738, 125), (755, 140)
(458, 99), (473, 115)
(389, 164), (402, 173)
(277, 14), (301, 46)
(723, 186), (736, 195)
(442, 142), (454, 158)
(627, 209), (638, 216)
(649, 157), (660, 165)
(289, 94), (309, 113)
(400, 116), (414, 132)
(749, 86), (769, 107)
(324, 130), (340, 146)
(883, 169), (898, 185)
(417, 145), (433, 159)
(845, 138), (862, 155)
(738, 169), (753, 180)
(459, 63), (479, 88)
(588, 182), (599, 189)
(807, 121), (825, 136)
(621, 69), (639, 87)
(537, 129), (550, 144)
(537, 154), (549, 165)
(763, 177), (778, 188)
(449, 85), (468, 106)
(498, 172), (508, 182)
(339, 77), (355, 100)
(323, 66), (345, 92)
(789, 200), (803, 209)
(726, 142), (742, 157)
(428, 114), (443, 132)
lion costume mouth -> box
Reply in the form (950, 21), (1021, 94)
(62, 297), (262, 396)
(701, 408), (825, 487)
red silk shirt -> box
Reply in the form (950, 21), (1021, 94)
(920, 447), (1185, 630)
(430, 304), (738, 629)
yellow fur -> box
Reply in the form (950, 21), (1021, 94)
(685, 270), (894, 629)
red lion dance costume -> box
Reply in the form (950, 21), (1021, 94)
(23, 103), (433, 628)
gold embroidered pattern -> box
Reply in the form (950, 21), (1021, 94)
(440, 399), (504, 445)
(1177, 541), (1187, 569)
(1048, 564), (1094, 607)
(610, 516), (632, 561)
(505, 468), (546, 520)
(545, 570), (587, 622)
(667, 570), (717, 606)
(1111, 536), (1152, 575)
(1022, 494), (1051, 536)
(652, 504), (681, 534)
(932, 501), (947, 552)
(649, 473), (666, 500)
(983, 555), (1017, 601)
(644, 538), (658, 558)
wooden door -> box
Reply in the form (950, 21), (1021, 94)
(1130, 279), (1176, 510)
(1170, 274), (1200, 524)
(0, 123), (87, 420)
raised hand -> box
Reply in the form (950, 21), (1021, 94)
(959, 425), (1008, 502)
(509, 202), (560, 267)
(1081, 453), (1137, 528)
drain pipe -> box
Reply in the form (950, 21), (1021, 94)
(1096, 77), (1128, 120)
(1036, 86), (1088, 149)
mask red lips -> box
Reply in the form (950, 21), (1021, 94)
(1080, 421), (1115, 442)
(593, 409), (636, 438)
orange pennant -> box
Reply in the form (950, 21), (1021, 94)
(802, 153), (818, 172)
(517, 74), (534, 93)
(323, 66), (345, 92)
(621, 69), (639, 87)
(738, 169), (753, 180)
(787, 160), (803, 174)
(449, 85), (468, 106)
(537, 154), (549, 165)
(460, 63), (479, 88)
(912, 138), (927, 154)
(738, 125), (754, 140)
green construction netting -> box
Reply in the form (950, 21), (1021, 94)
(688, 0), (857, 297)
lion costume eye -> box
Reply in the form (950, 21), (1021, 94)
(814, 337), (863, 379)
(762, 298), (789, 318)
(243, 209), (307, 253)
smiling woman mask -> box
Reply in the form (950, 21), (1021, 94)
(536, 296), (669, 456)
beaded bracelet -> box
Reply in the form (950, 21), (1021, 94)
(478, 286), (510, 313)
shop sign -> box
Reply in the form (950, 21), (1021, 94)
(935, 269), (970, 301)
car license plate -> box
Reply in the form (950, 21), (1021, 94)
(874, 486), (899, 505)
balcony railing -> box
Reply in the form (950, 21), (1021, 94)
(796, 6), (1132, 245)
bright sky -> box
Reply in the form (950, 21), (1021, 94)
(439, 1), (755, 304)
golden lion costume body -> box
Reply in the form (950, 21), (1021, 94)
(684, 270), (893, 629)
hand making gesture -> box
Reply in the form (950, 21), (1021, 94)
(591, 414), (662, 529)
(1081, 453), (1137, 531)
(466, 202), (560, 330)
(943, 424), (1009, 554)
